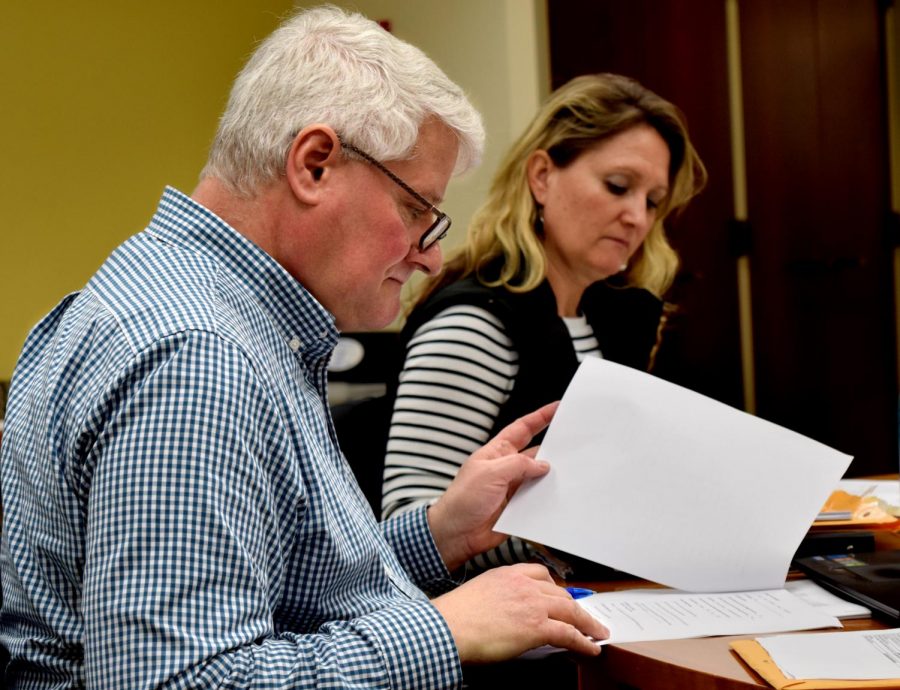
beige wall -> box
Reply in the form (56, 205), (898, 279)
(0, 1), (295, 379)
(0, 0), (548, 379)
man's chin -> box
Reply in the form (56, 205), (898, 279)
(335, 301), (401, 333)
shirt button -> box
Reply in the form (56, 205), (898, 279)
(288, 337), (301, 352)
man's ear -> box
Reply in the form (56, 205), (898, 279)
(285, 125), (342, 204)
(526, 149), (553, 206)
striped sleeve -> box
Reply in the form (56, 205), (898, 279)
(382, 305), (536, 569)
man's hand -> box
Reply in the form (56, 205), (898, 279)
(427, 401), (558, 571)
(432, 563), (609, 662)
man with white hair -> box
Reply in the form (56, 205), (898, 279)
(0, 6), (607, 688)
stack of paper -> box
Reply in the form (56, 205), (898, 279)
(578, 588), (840, 644)
(732, 629), (900, 688)
(784, 580), (871, 620)
(570, 580), (872, 646)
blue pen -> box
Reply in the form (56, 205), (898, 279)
(565, 586), (595, 600)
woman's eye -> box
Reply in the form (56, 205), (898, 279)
(605, 181), (627, 196)
(647, 198), (660, 211)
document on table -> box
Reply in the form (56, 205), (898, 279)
(757, 629), (900, 681)
(577, 588), (840, 644)
(494, 358), (853, 592)
(783, 579), (871, 620)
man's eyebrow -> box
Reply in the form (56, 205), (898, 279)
(397, 178), (442, 207)
(422, 191), (444, 206)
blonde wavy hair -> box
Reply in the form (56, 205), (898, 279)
(415, 73), (707, 307)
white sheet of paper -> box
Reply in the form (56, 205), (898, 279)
(578, 588), (840, 644)
(759, 629), (900, 680)
(783, 579), (871, 619)
(494, 358), (853, 592)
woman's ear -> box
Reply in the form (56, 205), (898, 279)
(526, 149), (553, 206)
(285, 125), (341, 204)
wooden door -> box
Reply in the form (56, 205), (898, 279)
(739, 0), (894, 476)
(547, 0), (898, 475)
(548, 0), (745, 410)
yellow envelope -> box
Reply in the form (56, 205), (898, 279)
(730, 639), (900, 689)
(813, 491), (899, 529)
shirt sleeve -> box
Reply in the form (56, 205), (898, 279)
(381, 305), (534, 569)
(82, 331), (460, 689)
(381, 505), (459, 594)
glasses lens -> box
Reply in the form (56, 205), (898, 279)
(420, 213), (451, 251)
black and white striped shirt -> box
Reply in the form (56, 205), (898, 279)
(383, 303), (601, 568)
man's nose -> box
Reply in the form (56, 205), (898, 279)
(410, 241), (443, 276)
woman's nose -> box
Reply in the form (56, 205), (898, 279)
(622, 197), (651, 230)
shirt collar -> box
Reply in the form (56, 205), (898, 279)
(146, 186), (339, 361)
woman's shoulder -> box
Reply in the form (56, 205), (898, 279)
(409, 274), (511, 327)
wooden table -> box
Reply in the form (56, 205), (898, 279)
(464, 601), (887, 690)
(571, 527), (899, 690)
(576, 615), (887, 689)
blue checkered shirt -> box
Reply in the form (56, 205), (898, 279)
(0, 187), (462, 689)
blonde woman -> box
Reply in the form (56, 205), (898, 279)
(382, 73), (707, 569)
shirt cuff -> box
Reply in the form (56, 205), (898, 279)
(356, 598), (462, 690)
(383, 505), (453, 587)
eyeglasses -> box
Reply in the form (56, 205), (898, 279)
(338, 137), (452, 252)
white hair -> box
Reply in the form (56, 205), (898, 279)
(201, 5), (484, 196)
